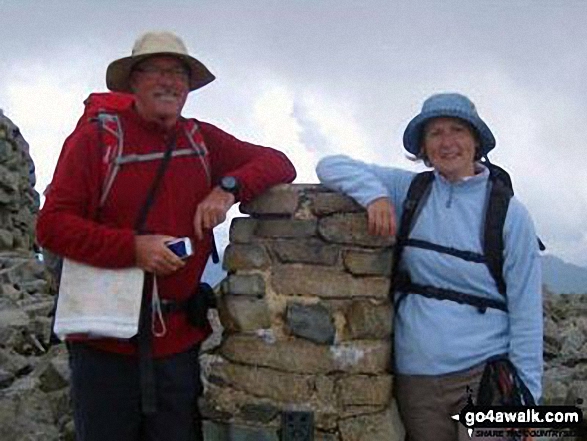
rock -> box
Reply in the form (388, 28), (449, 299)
(342, 249), (393, 276)
(270, 239), (340, 266)
(219, 296), (271, 332)
(211, 361), (315, 403)
(229, 217), (258, 244)
(339, 405), (404, 441)
(345, 300), (393, 340)
(310, 192), (364, 216)
(271, 265), (389, 300)
(0, 377), (60, 441)
(0, 283), (22, 301)
(0, 368), (14, 388)
(286, 302), (336, 344)
(255, 219), (317, 238)
(36, 353), (70, 392)
(223, 244), (269, 271)
(338, 375), (393, 406)
(318, 214), (394, 248)
(220, 335), (391, 375)
(222, 274), (266, 297)
(203, 420), (279, 441)
(0, 229), (14, 250)
(239, 403), (280, 423)
(240, 184), (300, 216)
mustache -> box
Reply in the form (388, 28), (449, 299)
(152, 88), (181, 97)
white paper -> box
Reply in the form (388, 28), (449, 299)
(54, 258), (144, 340)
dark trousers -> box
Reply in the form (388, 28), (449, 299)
(68, 342), (202, 441)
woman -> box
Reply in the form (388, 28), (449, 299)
(316, 93), (542, 441)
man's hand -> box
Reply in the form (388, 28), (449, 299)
(367, 197), (397, 237)
(135, 235), (186, 276)
(194, 186), (236, 241)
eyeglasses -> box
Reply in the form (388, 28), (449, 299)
(134, 66), (190, 81)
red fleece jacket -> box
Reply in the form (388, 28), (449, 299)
(37, 106), (296, 357)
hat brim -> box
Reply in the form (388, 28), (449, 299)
(106, 52), (215, 93)
(403, 108), (496, 156)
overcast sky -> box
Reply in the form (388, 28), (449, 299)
(1, 0), (586, 267)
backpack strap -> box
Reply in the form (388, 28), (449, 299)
(184, 119), (211, 187)
(96, 113), (124, 208)
(391, 169), (511, 314)
(483, 169), (513, 296)
(95, 115), (213, 208)
(391, 171), (434, 306)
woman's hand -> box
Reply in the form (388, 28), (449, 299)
(367, 197), (397, 237)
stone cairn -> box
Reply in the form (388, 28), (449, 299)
(0, 112), (69, 441)
(200, 184), (402, 441)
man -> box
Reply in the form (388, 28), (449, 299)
(36, 31), (296, 441)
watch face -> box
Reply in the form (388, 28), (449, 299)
(221, 176), (238, 193)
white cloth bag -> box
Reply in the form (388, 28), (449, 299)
(53, 258), (145, 340)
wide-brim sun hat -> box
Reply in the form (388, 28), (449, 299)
(403, 93), (496, 156)
(106, 31), (215, 93)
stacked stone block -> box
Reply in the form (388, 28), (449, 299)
(201, 184), (404, 441)
(0, 112), (39, 253)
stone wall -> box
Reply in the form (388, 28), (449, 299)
(0, 113), (64, 441)
(200, 185), (402, 441)
(0, 111), (39, 253)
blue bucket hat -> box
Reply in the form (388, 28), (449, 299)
(403, 93), (496, 156)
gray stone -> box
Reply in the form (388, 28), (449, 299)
(239, 403), (280, 423)
(223, 244), (269, 271)
(560, 325), (585, 360)
(0, 378), (60, 441)
(311, 192), (364, 216)
(286, 302), (335, 344)
(542, 375), (570, 405)
(240, 184), (300, 216)
(220, 296), (271, 331)
(0, 139), (11, 162)
(221, 334), (336, 374)
(339, 405), (404, 441)
(0, 348), (31, 376)
(255, 219), (317, 238)
(229, 218), (258, 244)
(0, 368), (14, 388)
(36, 354), (70, 392)
(19, 279), (49, 294)
(212, 361), (315, 403)
(271, 265), (390, 300)
(220, 335), (391, 375)
(0, 188), (11, 205)
(271, 239), (340, 266)
(0, 306), (30, 329)
(222, 274), (265, 297)
(0, 229), (14, 249)
(0, 283), (22, 301)
(338, 375), (393, 406)
(316, 431), (340, 441)
(345, 300), (393, 340)
(565, 380), (587, 410)
(342, 249), (392, 276)
(318, 214), (394, 248)
(203, 420), (279, 441)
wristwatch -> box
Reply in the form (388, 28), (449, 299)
(219, 176), (240, 198)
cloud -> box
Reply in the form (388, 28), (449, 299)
(0, 47), (108, 196)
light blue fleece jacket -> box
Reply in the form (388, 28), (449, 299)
(316, 155), (543, 402)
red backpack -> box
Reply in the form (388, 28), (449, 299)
(52, 92), (211, 206)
